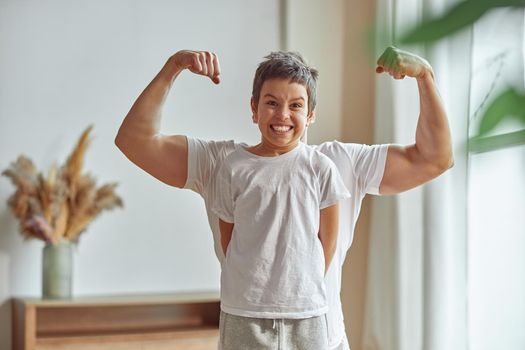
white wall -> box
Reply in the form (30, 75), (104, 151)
(285, 0), (345, 145)
(0, 0), (280, 347)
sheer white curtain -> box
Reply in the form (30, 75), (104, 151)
(468, 9), (525, 350)
(362, 0), (471, 349)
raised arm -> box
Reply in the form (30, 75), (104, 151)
(376, 47), (453, 195)
(115, 50), (221, 188)
(319, 203), (339, 273)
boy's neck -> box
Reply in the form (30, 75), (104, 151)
(246, 142), (301, 157)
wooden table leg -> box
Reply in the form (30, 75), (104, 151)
(12, 301), (36, 350)
(24, 305), (36, 350)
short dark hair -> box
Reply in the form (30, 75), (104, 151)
(252, 51), (319, 113)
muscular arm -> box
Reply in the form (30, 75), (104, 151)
(375, 47), (453, 195)
(115, 51), (220, 188)
(319, 204), (339, 273)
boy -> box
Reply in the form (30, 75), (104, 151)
(115, 47), (452, 349)
(211, 52), (350, 349)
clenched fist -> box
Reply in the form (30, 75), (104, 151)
(376, 46), (433, 80)
(172, 50), (221, 84)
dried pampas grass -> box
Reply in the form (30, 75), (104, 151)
(2, 126), (123, 244)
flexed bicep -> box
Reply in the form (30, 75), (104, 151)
(116, 50), (222, 188)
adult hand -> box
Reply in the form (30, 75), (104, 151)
(376, 46), (433, 80)
(171, 50), (221, 84)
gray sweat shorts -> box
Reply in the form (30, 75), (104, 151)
(218, 311), (329, 350)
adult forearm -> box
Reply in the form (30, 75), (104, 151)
(116, 56), (183, 145)
(414, 72), (454, 170)
(377, 47), (454, 194)
(113, 51), (220, 187)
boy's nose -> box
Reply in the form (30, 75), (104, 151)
(276, 107), (290, 120)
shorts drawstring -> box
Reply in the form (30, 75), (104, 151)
(272, 319), (276, 330)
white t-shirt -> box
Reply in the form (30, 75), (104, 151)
(211, 143), (351, 319)
(184, 137), (388, 349)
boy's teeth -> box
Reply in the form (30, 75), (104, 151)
(272, 125), (292, 132)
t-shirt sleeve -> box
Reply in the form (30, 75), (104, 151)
(342, 142), (389, 195)
(211, 161), (234, 223)
(318, 156), (351, 209)
(183, 137), (236, 195)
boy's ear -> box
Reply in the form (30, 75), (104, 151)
(306, 110), (316, 126)
(251, 97), (258, 123)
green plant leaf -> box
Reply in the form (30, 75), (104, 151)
(469, 129), (525, 153)
(478, 88), (525, 136)
(400, 0), (524, 44)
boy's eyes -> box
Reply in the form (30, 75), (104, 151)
(265, 101), (303, 109)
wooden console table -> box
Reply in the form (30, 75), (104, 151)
(12, 292), (220, 350)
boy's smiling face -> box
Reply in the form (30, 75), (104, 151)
(251, 78), (315, 156)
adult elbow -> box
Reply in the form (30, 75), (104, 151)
(114, 133), (125, 153)
(446, 156), (454, 170)
(114, 128), (130, 153)
(114, 132), (136, 161)
(435, 154), (454, 174)
(443, 150), (454, 170)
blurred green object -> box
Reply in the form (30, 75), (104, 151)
(400, 0), (525, 45)
(478, 88), (525, 136)
(469, 129), (525, 153)
(396, 0), (525, 141)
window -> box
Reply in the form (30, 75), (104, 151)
(467, 8), (525, 350)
